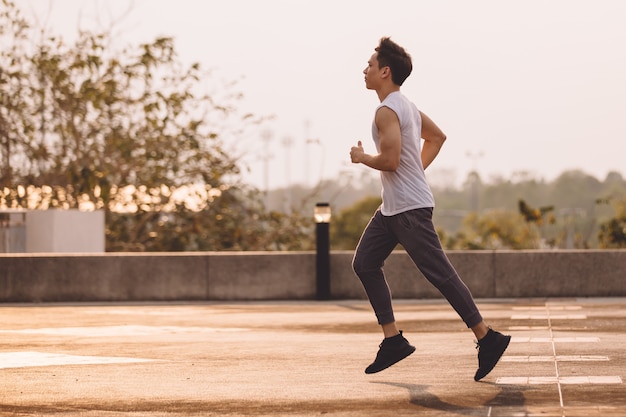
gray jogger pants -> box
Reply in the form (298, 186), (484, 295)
(352, 207), (483, 328)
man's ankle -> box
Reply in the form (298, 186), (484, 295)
(381, 322), (399, 338)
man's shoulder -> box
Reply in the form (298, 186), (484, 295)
(377, 92), (418, 117)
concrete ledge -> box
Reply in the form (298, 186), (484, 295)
(1, 250), (625, 302)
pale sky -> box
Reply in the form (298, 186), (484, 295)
(13, 0), (626, 190)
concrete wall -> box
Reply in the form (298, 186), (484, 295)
(1, 250), (625, 302)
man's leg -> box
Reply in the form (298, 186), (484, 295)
(391, 208), (511, 380)
(391, 208), (483, 328)
(352, 210), (415, 373)
(352, 210), (398, 326)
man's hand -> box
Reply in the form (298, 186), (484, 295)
(350, 141), (365, 164)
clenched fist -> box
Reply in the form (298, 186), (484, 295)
(350, 141), (365, 164)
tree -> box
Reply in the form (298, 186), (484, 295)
(447, 209), (541, 250)
(597, 197), (626, 248)
(331, 195), (381, 250)
(518, 199), (560, 248)
(549, 170), (602, 211)
(0, 0), (314, 251)
(2, 1), (246, 194)
(0, 0), (32, 186)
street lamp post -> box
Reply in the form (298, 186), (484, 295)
(314, 202), (331, 300)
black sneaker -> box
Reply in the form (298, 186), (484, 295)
(365, 331), (416, 374)
(474, 328), (511, 381)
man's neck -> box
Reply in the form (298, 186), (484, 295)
(376, 85), (401, 102)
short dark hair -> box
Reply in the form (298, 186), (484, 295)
(375, 37), (412, 86)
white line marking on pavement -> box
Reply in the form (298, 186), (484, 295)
(508, 326), (549, 330)
(502, 355), (609, 362)
(0, 351), (156, 369)
(512, 306), (582, 311)
(503, 302), (623, 416)
(545, 305), (565, 409)
(511, 314), (587, 320)
(511, 336), (600, 343)
(496, 376), (623, 385)
(0, 325), (248, 337)
(86, 309), (194, 316)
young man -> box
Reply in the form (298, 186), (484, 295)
(350, 37), (510, 381)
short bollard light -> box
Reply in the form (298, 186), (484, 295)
(314, 202), (331, 300)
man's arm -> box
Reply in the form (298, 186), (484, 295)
(420, 111), (446, 170)
(350, 106), (401, 171)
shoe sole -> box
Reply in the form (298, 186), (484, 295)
(365, 345), (416, 374)
(474, 335), (511, 381)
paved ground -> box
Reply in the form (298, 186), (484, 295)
(0, 298), (625, 416)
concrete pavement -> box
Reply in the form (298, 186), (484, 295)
(1, 298), (625, 416)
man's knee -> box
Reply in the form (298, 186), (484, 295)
(352, 253), (381, 278)
(352, 254), (365, 276)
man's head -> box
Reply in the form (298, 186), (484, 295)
(374, 37), (412, 86)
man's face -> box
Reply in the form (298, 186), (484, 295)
(363, 52), (383, 90)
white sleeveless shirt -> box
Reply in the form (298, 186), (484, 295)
(372, 91), (435, 216)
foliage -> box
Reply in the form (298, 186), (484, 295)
(435, 170), (626, 249)
(597, 197), (626, 248)
(334, 170), (626, 251)
(518, 199), (555, 225)
(2, 11), (241, 193)
(330, 195), (381, 250)
(104, 186), (315, 251)
(442, 209), (540, 250)
(0, 0), (313, 251)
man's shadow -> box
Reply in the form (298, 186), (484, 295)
(372, 381), (527, 416)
